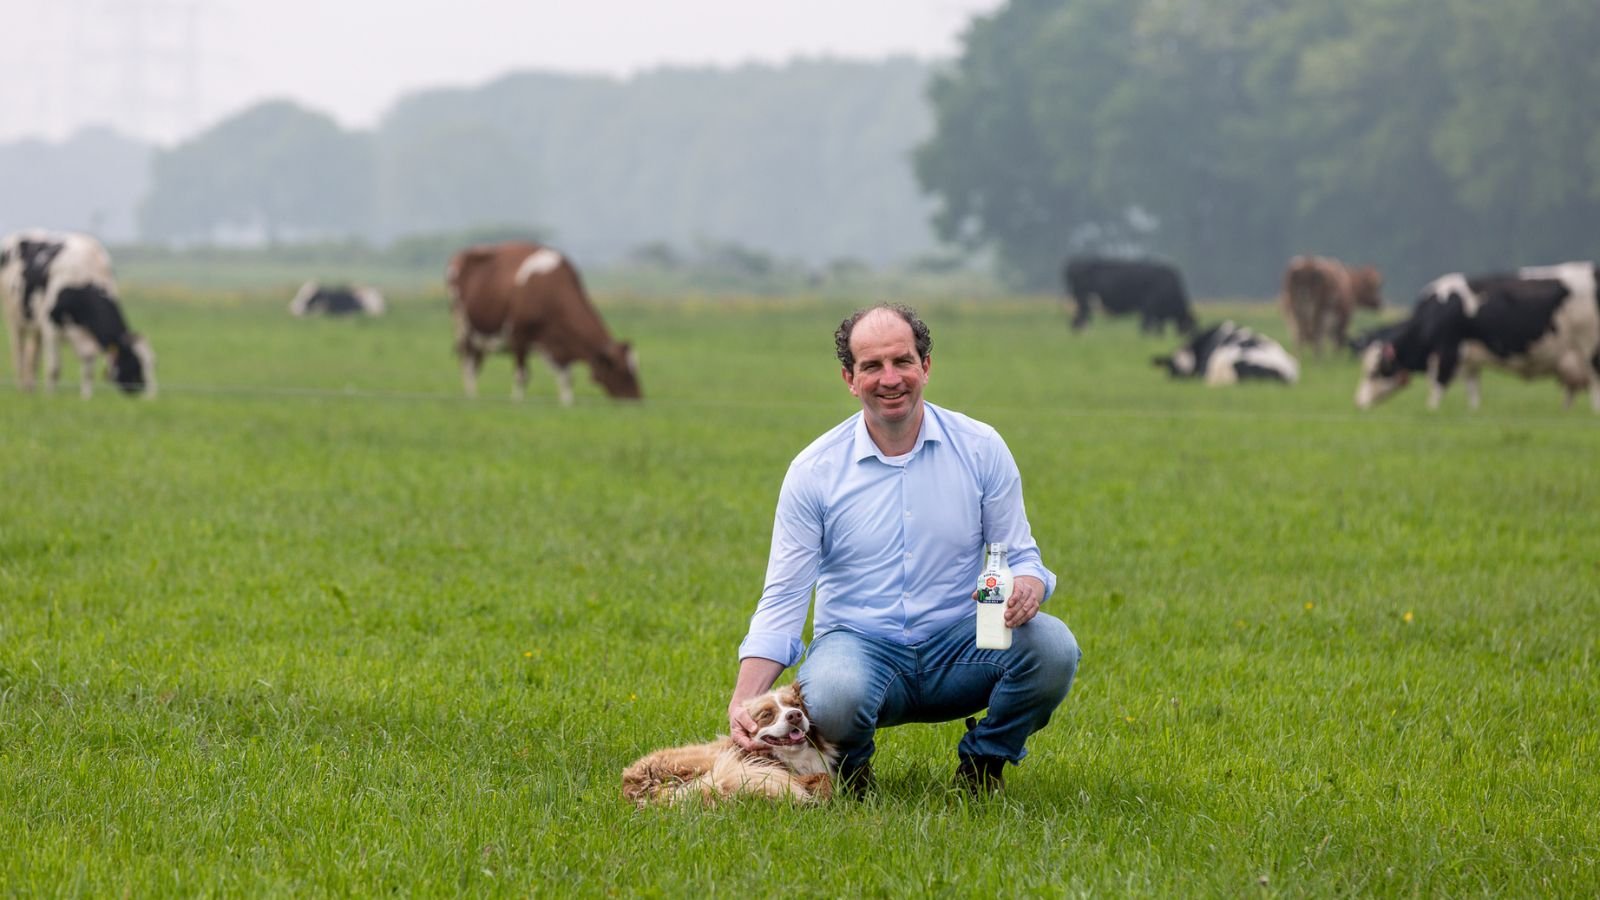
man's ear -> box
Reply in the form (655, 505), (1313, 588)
(841, 365), (856, 392)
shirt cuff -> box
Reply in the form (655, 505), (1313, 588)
(1013, 565), (1057, 601)
(738, 631), (805, 669)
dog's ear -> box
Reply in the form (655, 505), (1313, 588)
(777, 681), (806, 710)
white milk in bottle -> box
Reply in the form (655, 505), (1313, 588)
(975, 542), (1013, 650)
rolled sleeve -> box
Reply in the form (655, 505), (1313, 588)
(737, 631), (806, 668)
(738, 461), (824, 668)
(981, 429), (1057, 601)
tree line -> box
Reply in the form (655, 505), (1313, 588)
(915, 0), (1600, 296)
(136, 59), (940, 270)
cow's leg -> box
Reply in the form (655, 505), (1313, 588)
(8, 323), (30, 391)
(459, 350), (483, 399)
(1555, 355), (1588, 410)
(5, 321), (19, 385)
(555, 366), (574, 407)
(1589, 353), (1600, 411)
(540, 352), (574, 407)
(1069, 295), (1091, 331)
(1300, 311), (1318, 356)
(39, 322), (63, 394)
(511, 350), (529, 401)
(77, 351), (96, 399)
(1464, 370), (1482, 410)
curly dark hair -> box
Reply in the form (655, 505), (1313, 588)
(834, 304), (933, 371)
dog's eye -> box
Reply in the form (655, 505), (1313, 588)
(753, 709), (774, 725)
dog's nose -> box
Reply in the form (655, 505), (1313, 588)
(785, 710), (803, 726)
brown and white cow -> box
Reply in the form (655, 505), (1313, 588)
(447, 242), (641, 405)
(1280, 255), (1383, 357)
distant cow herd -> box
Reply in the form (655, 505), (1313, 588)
(4, 225), (1598, 415)
(1064, 252), (1600, 411)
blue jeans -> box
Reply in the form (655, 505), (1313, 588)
(797, 612), (1080, 776)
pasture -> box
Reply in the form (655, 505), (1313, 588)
(2, 286), (1597, 896)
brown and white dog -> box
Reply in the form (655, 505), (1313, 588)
(621, 682), (838, 806)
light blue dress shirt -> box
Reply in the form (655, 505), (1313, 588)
(738, 401), (1056, 667)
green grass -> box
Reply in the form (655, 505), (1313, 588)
(2, 289), (1597, 896)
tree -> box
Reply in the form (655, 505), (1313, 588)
(916, 0), (1600, 296)
(139, 101), (374, 242)
(916, 0), (1124, 291)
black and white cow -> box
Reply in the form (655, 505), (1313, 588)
(0, 230), (155, 397)
(1153, 321), (1299, 385)
(1064, 256), (1198, 335)
(289, 281), (386, 316)
(1355, 262), (1600, 411)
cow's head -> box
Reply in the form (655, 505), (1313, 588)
(107, 334), (157, 396)
(1351, 267), (1384, 310)
(591, 341), (642, 399)
(1151, 349), (1196, 378)
(1354, 284), (1464, 408)
(1354, 341), (1411, 408)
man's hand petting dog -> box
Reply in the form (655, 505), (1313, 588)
(623, 682), (838, 806)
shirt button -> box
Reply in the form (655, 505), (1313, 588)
(904, 510), (911, 518)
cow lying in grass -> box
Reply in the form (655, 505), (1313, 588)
(1153, 321), (1299, 386)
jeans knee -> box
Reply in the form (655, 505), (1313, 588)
(1024, 615), (1081, 694)
(798, 668), (877, 742)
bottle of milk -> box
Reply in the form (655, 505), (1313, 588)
(975, 542), (1013, 650)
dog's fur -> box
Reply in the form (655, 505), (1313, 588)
(621, 682), (838, 806)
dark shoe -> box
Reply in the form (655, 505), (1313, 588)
(839, 762), (875, 799)
(954, 754), (1006, 795)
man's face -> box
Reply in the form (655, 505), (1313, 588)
(843, 311), (929, 428)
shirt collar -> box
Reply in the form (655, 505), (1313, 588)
(851, 402), (945, 463)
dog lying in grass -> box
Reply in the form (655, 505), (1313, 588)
(622, 682), (838, 806)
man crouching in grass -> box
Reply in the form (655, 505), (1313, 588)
(727, 304), (1081, 796)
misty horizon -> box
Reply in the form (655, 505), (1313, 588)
(0, 0), (1001, 146)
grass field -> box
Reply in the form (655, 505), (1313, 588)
(3, 284), (1597, 896)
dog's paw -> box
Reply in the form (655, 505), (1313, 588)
(796, 773), (833, 802)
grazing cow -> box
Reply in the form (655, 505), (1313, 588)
(1355, 262), (1600, 411)
(289, 281), (386, 316)
(1064, 256), (1197, 335)
(1280, 255), (1383, 357)
(1152, 321), (1299, 385)
(447, 241), (641, 405)
(1, 230), (155, 397)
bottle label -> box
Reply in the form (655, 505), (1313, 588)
(977, 575), (1003, 603)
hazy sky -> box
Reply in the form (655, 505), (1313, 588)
(1, 0), (1003, 146)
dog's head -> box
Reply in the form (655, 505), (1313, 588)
(742, 682), (815, 750)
